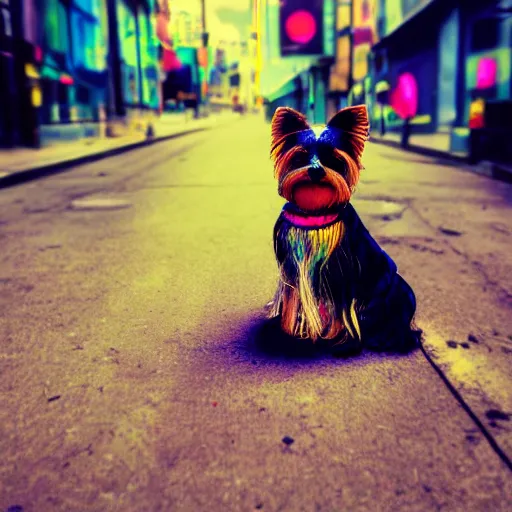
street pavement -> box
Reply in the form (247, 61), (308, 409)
(0, 114), (511, 511)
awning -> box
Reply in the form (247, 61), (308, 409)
(40, 64), (61, 80)
(162, 48), (182, 72)
(373, 0), (437, 50)
(156, 12), (172, 47)
(265, 78), (299, 103)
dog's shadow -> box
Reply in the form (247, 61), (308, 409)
(245, 316), (335, 361)
(235, 314), (420, 365)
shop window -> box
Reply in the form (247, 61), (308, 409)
(76, 16), (86, 65)
(76, 85), (90, 105)
(471, 18), (500, 52)
(58, 82), (70, 122)
(41, 79), (55, 124)
(74, 0), (99, 15)
(1, 6), (13, 37)
(45, 0), (71, 55)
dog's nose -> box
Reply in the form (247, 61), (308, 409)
(308, 165), (326, 182)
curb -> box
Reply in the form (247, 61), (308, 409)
(0, 124), (214, 190)
(369, 137), (512, 184)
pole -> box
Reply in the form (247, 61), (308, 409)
(201, 0), (208, 48)
(135, 11), (144, 108)
(347, 0), (354, 104)
(198, 0), (208, 118)
(9, 0), (22, 146)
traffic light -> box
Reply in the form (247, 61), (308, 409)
(279, 0), (324, 57)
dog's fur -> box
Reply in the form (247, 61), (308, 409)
(268, 105), (419, 352)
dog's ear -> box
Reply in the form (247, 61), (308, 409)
(271, 107), (310, 158)
(326, 105), (369, 162)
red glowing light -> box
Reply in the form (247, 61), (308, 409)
(60, 75), (74, 85)
(285, 10), (317, 44)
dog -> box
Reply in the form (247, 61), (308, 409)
(268, 105), (419, 354)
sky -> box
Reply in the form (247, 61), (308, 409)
(170, 0), (252, 45)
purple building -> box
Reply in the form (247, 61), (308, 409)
(0, 0), (42, 147)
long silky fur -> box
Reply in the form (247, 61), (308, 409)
(269, 216), (361, 343)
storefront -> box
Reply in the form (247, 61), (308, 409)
(0, 0), (18, 146)
(464, 0), (512, 164)
(117, 0), (141, 107)
(116, 0), (158, 111)
(370, 0), (444, 135)
(38, 0), (108, 144)
(0, 0), (42, 147)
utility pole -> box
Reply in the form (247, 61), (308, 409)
(198, 0), (208, 118)
(348, 0), (354, 102)
(201, 0), (208, 48)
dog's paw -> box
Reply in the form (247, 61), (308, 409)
(330, 336), (363, 358)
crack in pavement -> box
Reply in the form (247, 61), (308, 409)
(419, 342), (512, 471)
(377, 236), (445, 255)
(360, 190), (512, 470)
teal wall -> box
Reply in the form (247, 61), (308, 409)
(259, 0), (335, 105)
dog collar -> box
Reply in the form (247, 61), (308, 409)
(282, 203), (345, 228)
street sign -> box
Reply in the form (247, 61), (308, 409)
(279, 0), (324, 56)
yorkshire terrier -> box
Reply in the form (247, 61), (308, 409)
(268, 105), (419, 354)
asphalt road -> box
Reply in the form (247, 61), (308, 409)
(0, 115), (511, 511)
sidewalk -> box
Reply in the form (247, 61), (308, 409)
(0, 111), (239, 188)
(370, 130), (512, 183)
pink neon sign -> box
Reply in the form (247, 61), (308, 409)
(390, 72), (418, 120)
(476, 57), (497, 90)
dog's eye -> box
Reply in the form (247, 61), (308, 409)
(317, 145), (345, 175)
(289, 150), (310, 169)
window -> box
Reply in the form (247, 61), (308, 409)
(44, 0), (70, 54)
(74, 14), (86, 65)
(41, 79), (55, 124)
(471, 18), (500, 52)
(1, 6), (12, 37)
(57, 82), (70, 122)
(76, 85), (90, 104)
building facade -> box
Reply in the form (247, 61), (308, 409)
(0, 0), (43, 147)
(0, 0), (161, 147)
(258, 0), (336, 124)
(39, 0), (108, 141)
(362, 0), (511, 156)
